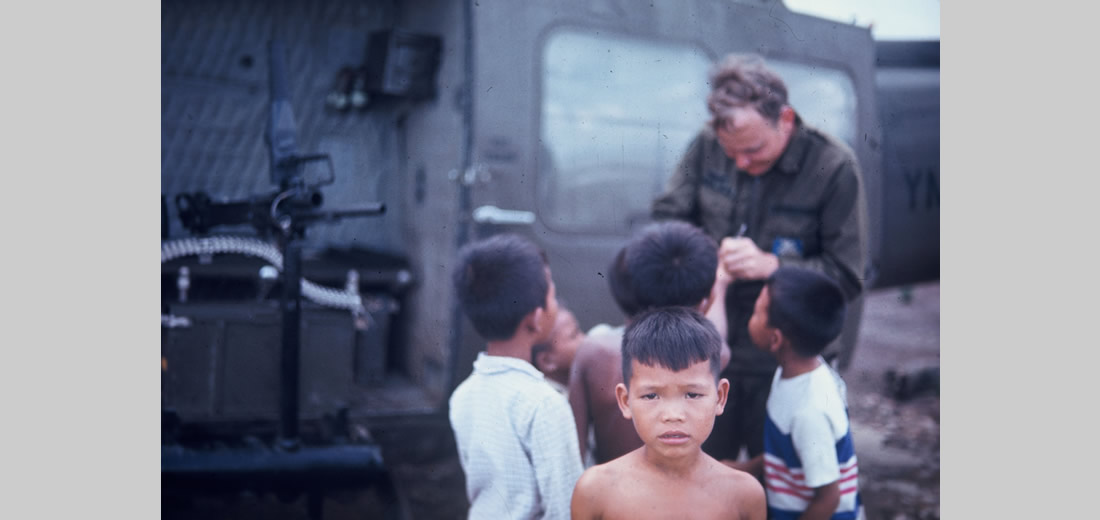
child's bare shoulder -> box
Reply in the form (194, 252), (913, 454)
(574, 333), (621, 370)
(584, 332), (622, 355)
(572, 454), (632, 517)
(703, 456), (766, 516)
(581, 450), (630, 480)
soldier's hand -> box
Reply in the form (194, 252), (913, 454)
(719, 237), (779, 280)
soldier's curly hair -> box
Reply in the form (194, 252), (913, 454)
(706, 53), (789, 129)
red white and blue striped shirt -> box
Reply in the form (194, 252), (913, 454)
(763, 361), (861, 520)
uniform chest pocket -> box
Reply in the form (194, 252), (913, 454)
(697, 170), (737, 233)
(764, 204), (821, 258)
(700, 170), (737, 199)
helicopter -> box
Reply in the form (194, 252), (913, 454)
(160, 0), (937, 517)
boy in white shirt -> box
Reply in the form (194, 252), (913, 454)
(449, 234), (583, 520)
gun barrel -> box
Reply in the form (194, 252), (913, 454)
(267, 39), (299, 186)
(268, 40), (290, 101)
(299, 203), (387, 223)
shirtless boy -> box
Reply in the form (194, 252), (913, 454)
(571, 307), (765, 520)
(569, 221), (732, 464)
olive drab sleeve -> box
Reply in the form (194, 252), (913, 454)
(652, 134), (704, 223)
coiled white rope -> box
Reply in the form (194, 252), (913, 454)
(161, 236), (364, 311)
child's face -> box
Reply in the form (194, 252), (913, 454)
(747, 285), (774, 351)
(535, 269), (560, 344)
(547, 309), (583, 371)
(615, 359), (729, 458)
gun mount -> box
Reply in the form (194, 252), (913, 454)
(161, 39), (400, 520)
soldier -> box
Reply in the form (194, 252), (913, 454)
(652, 53), (868, 465)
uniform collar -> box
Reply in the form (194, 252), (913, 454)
(773, 114), (810, 176)
(472, 351), (546, 379)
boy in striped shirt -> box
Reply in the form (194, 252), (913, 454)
(732, 267), (862, 520)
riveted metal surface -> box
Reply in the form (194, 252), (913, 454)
(162, 0), (404, 251)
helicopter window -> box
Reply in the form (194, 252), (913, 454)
(767, 60), (859, 147)
(538, 30), (858, 235)
(538, 30), (711, 235)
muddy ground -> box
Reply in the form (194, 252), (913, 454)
(843, 281), (940, 520)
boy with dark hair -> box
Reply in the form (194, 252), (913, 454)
(568, 221), (733, 465)
(734, 266), (862, 520)
(626, 221), (724, 310)
(449, 233), (583, 520)
(571, 307), (765, 519)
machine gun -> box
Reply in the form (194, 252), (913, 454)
(162, 40), (399, 519)
(176, 40), (385, 240)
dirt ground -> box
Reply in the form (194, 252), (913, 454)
(842, 281), (940, 520)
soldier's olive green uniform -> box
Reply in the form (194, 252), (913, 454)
(652, 116), (868, 460)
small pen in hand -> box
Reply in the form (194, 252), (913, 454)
(736, 223), (747, 237)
